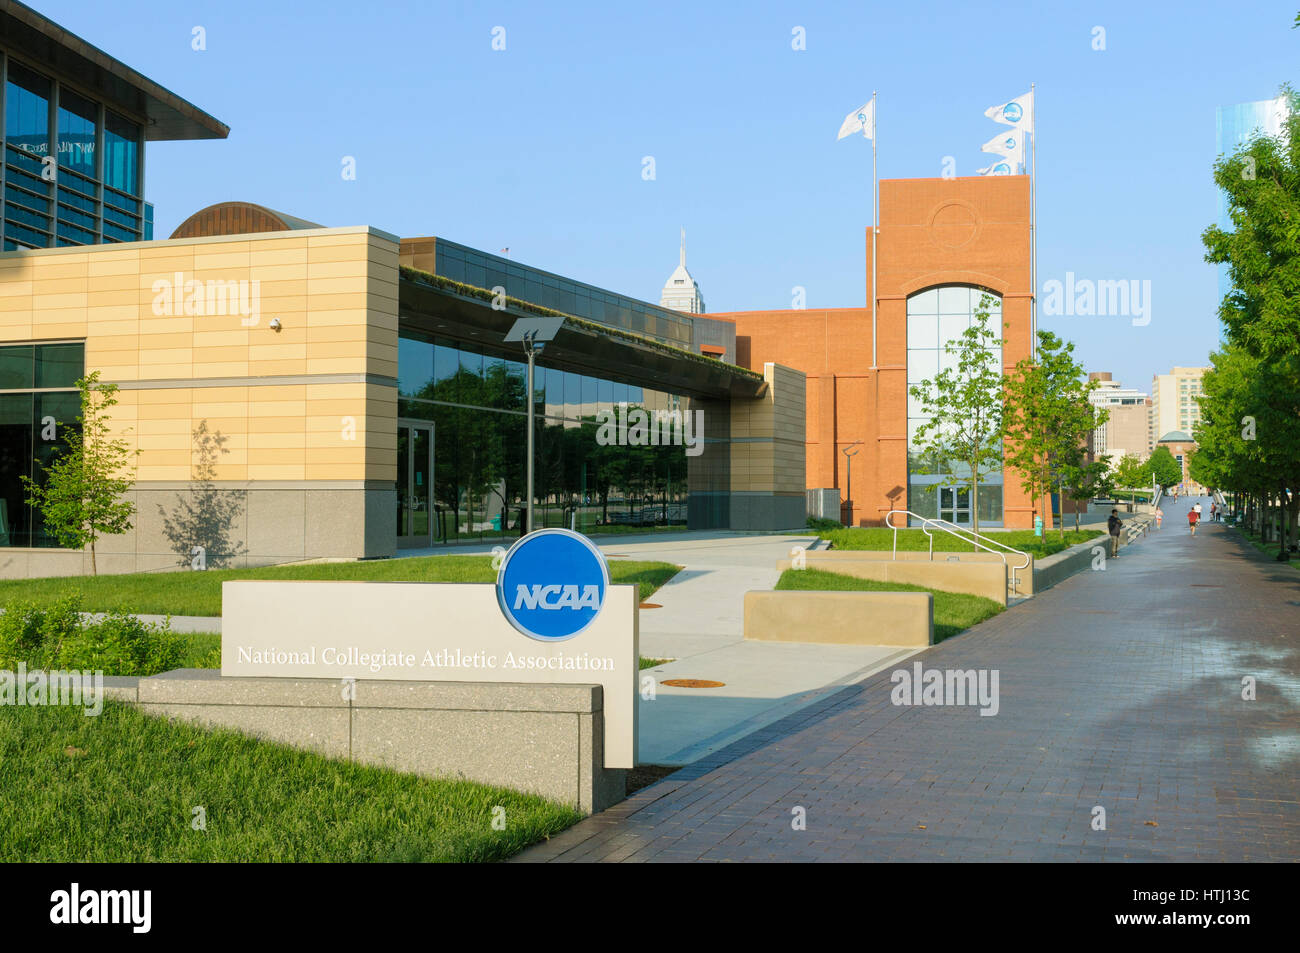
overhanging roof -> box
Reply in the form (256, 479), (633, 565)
(399, 268), (767, 401)
(0, 0), (229, 141)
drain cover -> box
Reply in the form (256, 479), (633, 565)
(661, 679), (726, 688)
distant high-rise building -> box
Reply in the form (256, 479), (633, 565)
(1152, 366), (1209, 443)
(1087, 372), (1152, 464)
(659, 228), (705, 314)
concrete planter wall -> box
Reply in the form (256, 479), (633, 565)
(744, 590), (933, 646)
(778, 554), (1009, 606)
(106, 668), (624, 815)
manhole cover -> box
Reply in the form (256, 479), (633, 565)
(1190, 584), (1223, 588)
(639, 602), (662, 609)
(661, 679), (726, 689)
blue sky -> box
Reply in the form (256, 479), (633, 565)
(41, 0), (1299, 392)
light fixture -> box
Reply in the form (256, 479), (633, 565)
(269, 318), (282, 332)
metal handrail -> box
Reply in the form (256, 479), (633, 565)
(883, 509), (1032, 593)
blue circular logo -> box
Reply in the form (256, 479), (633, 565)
(1004, 137), (1016, 149)
(496, 529), (609, 642)
(993, 162), (1011, 174)
(1003, 102), (1022, 123)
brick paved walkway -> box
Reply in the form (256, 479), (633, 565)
(516, 498), (1300, 862)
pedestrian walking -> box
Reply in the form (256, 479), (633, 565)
(1188, 506), (1199, 536)
(1108, 508), (1123, 558)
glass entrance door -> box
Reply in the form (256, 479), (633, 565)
(939, 486), (970, 525)
(397, 420), (434, 548)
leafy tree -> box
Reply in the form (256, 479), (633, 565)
(908, 295), (1005, 537)
(1001, 329), (1106, 540)
(1113, 453), (1149, 491)
(1059, 447), (1114, 531)
(1200, 86), (1300, 555)
(1145, 446), (1183, 490)
(21, 372), (138, 575)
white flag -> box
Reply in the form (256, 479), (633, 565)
(981, 129), (1024, 170)
(978, 159), (1016, 176)
(837, 100), (874, 140)
(985, 91), (1033, 130)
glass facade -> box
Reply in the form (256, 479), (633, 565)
(0, 342), (84, 548)
(906, 285), (1004, 526)
(2, 53), (151, 250)
(431, 239), (694, 349)
(398, 331), (691, 542)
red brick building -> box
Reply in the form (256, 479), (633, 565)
(711, 175), (1038, 528)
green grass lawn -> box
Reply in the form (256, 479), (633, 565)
(0, 555), (682, 618)
(812, 527), (1103, 559)
(0, 701), (580, 862)
(775, 567), (1004, 642)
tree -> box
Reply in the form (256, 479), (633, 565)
(21, 372), (138, 575)
(1145, 446), (1183, 490)
(1200, 86), (1300, 557)
(1001, 329), (1106, 540)
(908, 295), (1005, 537)
(1059, 447), (1114, 532)
(1113, 454), (1148, 492)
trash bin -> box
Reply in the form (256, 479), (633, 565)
(490, 514), (502, 532)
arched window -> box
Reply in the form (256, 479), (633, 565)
(905, 285), (1003, 527)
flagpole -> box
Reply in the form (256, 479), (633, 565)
(871, 90), (878, 370)
(1030, 82), (1036, 346)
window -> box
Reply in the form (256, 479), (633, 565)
(905, 285), (1003, 526)
(0, 342), (85, 547)
(57, 87), (97, 178)
(103, 111), (139, 195)
(4, 62), (50, 157)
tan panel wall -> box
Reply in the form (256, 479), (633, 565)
(0, 228), (398, 485)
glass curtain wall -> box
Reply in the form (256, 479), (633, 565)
(905, 285), (1004, 527)
(0, 342), (83, 547)
(2, 53), (147, 250)
(398, 331), (690, 542)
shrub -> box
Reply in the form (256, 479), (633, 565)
(0, 599), (182, 676)
(0, 595), (82, 669)
(58, 610), (183, 676)
(806, 516), (843, 531)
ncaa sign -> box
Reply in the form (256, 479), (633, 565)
(497, 529), (610, 641)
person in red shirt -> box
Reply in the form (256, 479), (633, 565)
(1188, 506), (1199, 536)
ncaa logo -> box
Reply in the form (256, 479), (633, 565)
(496, 528), (610, 642)
(1003, 102), (1022, 123)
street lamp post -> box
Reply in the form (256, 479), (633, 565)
(506, 317), (565, 535)
(842, 441), (862, 526)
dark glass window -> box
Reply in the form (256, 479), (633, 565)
(35, 343), (84, 388)
(0, 345), (34, 390)
(57, 87), (97, 177)
(103, 111), (139, 195)
(4, 62), (50, 158)
(0, 343), (83, 547)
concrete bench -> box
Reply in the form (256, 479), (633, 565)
(744, 590), (933, 647)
